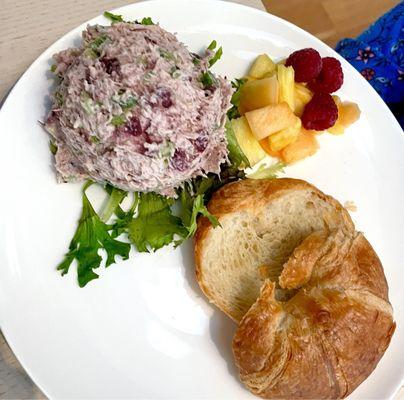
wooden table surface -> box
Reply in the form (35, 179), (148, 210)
(0, 0), (402, 398)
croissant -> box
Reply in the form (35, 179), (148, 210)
(232, 229), (395, 399)
(195, 178), (355, 322)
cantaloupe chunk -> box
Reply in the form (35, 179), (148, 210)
(231, 116), (267, 166)
(239, 76), (279, 113)
(328, 101), (361, 135)
(245, 102), (297, 141)
(259, 139), (282, 159)
(281, 129), (319, 163)
(248, 54), (276, 79)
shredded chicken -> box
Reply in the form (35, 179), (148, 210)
(45, 22), (232, 195)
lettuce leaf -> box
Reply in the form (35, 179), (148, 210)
(127, 193), (188, 252)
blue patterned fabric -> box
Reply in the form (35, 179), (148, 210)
(336, 2), (404, 127)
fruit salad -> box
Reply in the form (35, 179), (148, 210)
(230, 48), (361, 165)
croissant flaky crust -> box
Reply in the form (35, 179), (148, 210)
(233, 229), (395, 399)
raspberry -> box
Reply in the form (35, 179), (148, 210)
(308, 57), (344, 93)
(301, 93), (338, 130)
(285, 48), (322, 83)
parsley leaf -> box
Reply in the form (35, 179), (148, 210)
(225, 119), (250, 169)
(104, 11), (124, 23)
(57, 182), (131, 287)
(247, 162), (286, 180)
(127, 193), (188, 252)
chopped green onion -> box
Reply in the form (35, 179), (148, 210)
(111, 115), (126, 127)
(207, 40), (217, 51)
(120, 96), (138, 111)
(200, 71), (217, 89)
(49, 140), (58, 155)
(209, 46), (223, 67)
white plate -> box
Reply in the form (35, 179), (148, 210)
(0, 0), (403, 398)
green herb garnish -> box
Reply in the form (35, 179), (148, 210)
(139, 17), (154, 25)
(111, 114), (126, 127)
(49, 140), (58, 155)
(89, 35), (108, 56)
(207, 40), (223, 67)
(120, 96), (138, 111)
(200, 71), (217, 89)
(104, 11), (124, 23)
(227, 78), (247, 120)
(170, 66), (181, 78)
(101, 186), (128, 222)
(57, 182), (131, 287)
(83, 48), (99, 59)
(192, 54), (201, 65)
(90, 135), (101, 144)
(80, 92), (95, 115)
(104, 11), (154, 25)
(179, 190), (219, 239)
(50, 64), (57, 73)
(54, 91), (64, 106)
(159, 49), (176, 62)
(127, 193), (188, 252)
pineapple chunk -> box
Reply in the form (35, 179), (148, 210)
(248, 54), (276, 79)
(231, 116), (267, 166)
(294, 83), (313, 117)
(245, 76), (257, 82)
(277, 64), (295, 111)
(328, 101), (361, 135)
(268, 117), (301, 151)
(245, 102), (296, 141)
(239, 76), (279, 113)
(281, 129), (319, 163)
(332, 95), (342, 106)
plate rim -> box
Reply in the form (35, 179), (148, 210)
(0, 1), (403, 399)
